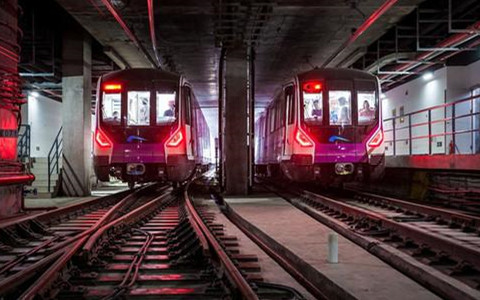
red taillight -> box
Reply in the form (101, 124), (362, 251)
(303, 81), (322, 93)
(295, 128), (313, 147)
(103, 83), (122, 92)
(95, 129), (112, 148)
(368, 130), (383, 148)
(166, 128), (184, 147)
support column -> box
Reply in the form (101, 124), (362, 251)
(224, 45), (248, 195)
(61, 27), (92, 196)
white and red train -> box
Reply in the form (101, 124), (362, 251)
(93, 68), (210, 187)
(255, 68), (385, 184)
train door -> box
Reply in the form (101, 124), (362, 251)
(184, 86), (194, 160)
(283, 85), (295, 159)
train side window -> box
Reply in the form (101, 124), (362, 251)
(286, 86), (294, 124)
(357, 91), (377, 125)
(328, 90), (352, 125)
(156, 91), (177, 125)
(185, 87), (192, 125)
(269, 107), (275, 132)
(127, 91), (150, 126)
(102, 92), (121, 125)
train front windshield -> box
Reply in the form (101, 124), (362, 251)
(302, 80), (379, 128)
(100, 83), (178, 128)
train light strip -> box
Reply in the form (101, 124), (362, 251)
(103, 83), (122, 92)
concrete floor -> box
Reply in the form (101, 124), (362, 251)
(224, 194), (440, 300)
(201, 197), (315, 299)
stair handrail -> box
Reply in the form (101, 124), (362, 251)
(17, 124), (31, 161)
(47, 127), (63, 193)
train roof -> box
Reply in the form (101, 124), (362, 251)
(296, 68), (377, 82)
(101, 68), (181, 83)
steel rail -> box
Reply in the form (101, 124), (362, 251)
(302, 189), (480, 268)
(19, 187), (173, 299)
(0, 184), (162, 297)
(184, 181), (259, 300)
(211, 193), (355, 300)
(0, 187), (131, 230)
(348, 189), (480, 229)
(263, 181), (480, 300)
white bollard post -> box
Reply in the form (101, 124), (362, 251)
(327, 232), (338, 263)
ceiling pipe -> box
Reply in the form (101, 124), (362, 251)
(98, 0), (158, 68)
(381, 19), (480, 86)
(147, 0), (162, 68)
(383, 35), (480, 88)
(321, 0), (399, 68)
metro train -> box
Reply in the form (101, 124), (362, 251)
(93, 68), (211, 188)
(255, 68), (385, 184)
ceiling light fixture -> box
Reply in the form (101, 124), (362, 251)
(422, 72), (433, 81)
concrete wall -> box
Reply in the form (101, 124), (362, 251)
(26, 95), (62, 157)
(383, 59), (480, 156)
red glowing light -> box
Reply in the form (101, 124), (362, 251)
(166, 128), (183, 147)
(368, 130), (383, 148)
(95, 129), (112, 148)
(303, 81), (322, 93)
(295, 128), (313, 147)
(103, 83), (122, 92)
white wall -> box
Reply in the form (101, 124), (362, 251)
(383, 59), (480, 156)
(27, 95), (62, 157)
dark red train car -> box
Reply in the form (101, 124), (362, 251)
(255, 68), (385, 184)
(93, 68), (211, 188)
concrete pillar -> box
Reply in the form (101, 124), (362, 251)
(224, 45), (249, 195)
(61, 28), (92, 196)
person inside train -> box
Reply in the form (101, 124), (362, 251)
(338, 96), (350, 124)
(139, 97), (149, 124)
(359, 100), (375, 119)
(311, 100), (322, 118)
(163, 100), (175, 117)
(104, 110), (120, 125)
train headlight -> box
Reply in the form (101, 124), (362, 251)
(95, 129), (112, 148)
(295, 128), (314, 147)
(368, 130), (383, 148)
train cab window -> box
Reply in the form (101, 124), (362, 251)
(329, 90), (352, 126)
(102, 93), (121, 125)
(156, 91), (177, 125)
(357, 91), (377, 125)
(303, 92), (323, 124)
(127, 91), (150, 126)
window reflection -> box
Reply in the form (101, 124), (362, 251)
(102, 93), (121, 125)
(357, 91), (377, 125)
(303, 92), (323, 124)
(156, 91), (176, 125)
(329, 90), (351, 125)
(127, 91), (150, 126)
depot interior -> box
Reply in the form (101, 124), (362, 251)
(1, 0), (480, 211)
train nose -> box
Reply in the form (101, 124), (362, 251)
(335, 163), (354, 175)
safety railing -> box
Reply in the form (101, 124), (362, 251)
(383, 94), (480, 156)
(48, 127), (63, 193)
(17, 124), (31, 162)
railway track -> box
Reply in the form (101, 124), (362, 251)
(1, 178), (302, 299)
(262, 179), (480, 300)
(0, 184), (168, 297)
